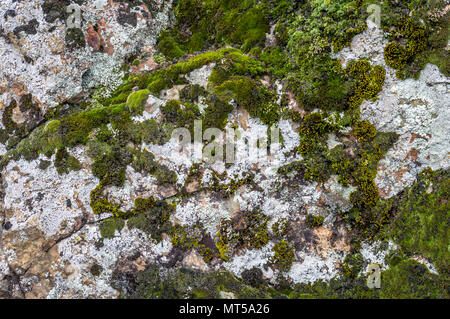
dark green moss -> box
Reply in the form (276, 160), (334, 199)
(342, 253), (364, 278)
(215, 210), (270, 261)
(305, 214), (324, 228)
(381, 2), (449, 78)
(384, 168), (449, 275)
(132, 149), (177, 185)
(170, 224), (204, 251)
(65, 28), (85, 50)
(38, 159), (52, 170)
(54, 148), (82, 175)
(157, 31), (185, 60)
(127, 197), (176, 241)
(114, 264), (270, 299)
(162, 0), (271, 56)
(99, 217), (125, 239)
(90, 264), (103, 277)
(92, 148), (131, 187)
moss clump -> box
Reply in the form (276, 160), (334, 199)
(65, 28), (85, 50)
(99, 217), (125, 239)
(380, 258), (447, 298)
(92, 148), (131, 187)
(126, 89), (149, 113)
(157, 31), (185, 60)
(54, 148), (82, 175)
(170, 224), (203, 251)
(140, 119), (173, 145)
(161, 99), (201, 131)
(271, 218), (288, 239)
(285, 1), (370, 111)
(208, 171), (254, 198)
(160, 0), (272, 56)
(1, 94), (43, 149)
(216, 210), (270, 261)
(90, 264), (103, 277)
(297, 111), (333, 152)
(132, 149), (177, 185)
(380, 1), (449, 79)
(38, 159), (52, 170)
(127, 197), (176, 241)
(180, 84), (208, 103)
(90, 181), (125, 217)
(215, 77), (279, 125)
(383, 18), (427, 74)
(270, 241), (294, 271)
(353, 120), (377, 143)
(347, 59), (385, 116)
(341, 253), (363, 278)
(327, 145), (353, 186)
(305, 214), (324, 228)
(241, 267), (265, 288)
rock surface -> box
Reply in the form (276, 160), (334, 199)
(0, 2), (448, 299)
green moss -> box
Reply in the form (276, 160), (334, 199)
(157, 31), (185, 60)
(140, 119), (173, 145)
(92, 148), (131, 187)
(215, 210), (270, 261)
(271, 218), (288, 239)
(54, 148), (81, 175)
(127, 197), (176, 241)
(299, 112), (331, 138)
(161, 99), (201, 130)
(1, 94), (42, 149)
(347, 60), (385, 114)
(384, 168), (449, 275)
(353, 120), (377, 143)
(380, 2), (449, 79)
(38, 159), (52, 170)
(197, 244), (214, 263)
(342, 253), (364, 278)
(305, 214), (324, 228)
(99, 217), (125, 239)
(327, 145), (353, 186)
(90, 264), (103, 277)
(132, 149), (177, 185)
(117, 264), (270, 299)
(380, 258), (447, 298)
(162, 0), (271, 57)
(126, 89), (149, 114)
(180, 84), (208, 103)
(270, 241), (294, 271)
(201, 96), (234, 131)
(170, 224), (203, 251)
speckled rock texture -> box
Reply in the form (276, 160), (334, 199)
(0, 1), (448, 299)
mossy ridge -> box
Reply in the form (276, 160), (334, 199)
(381, 1), (449, 79)
(113, 263), (271, 299)
(102, 47), (281, 127)
(91, 179), (176, 242)
(115, 250), (447, 299)
(0, 101), (127, 170)
(102, 48), (237, 105)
